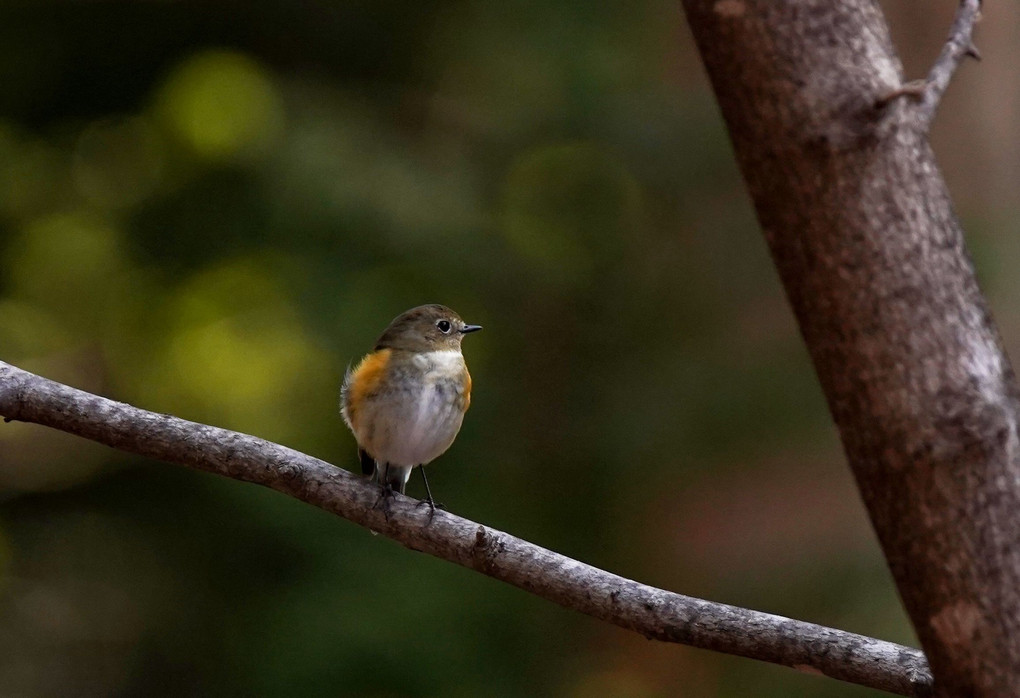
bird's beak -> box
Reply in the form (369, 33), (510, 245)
(460, 324), (482, 334)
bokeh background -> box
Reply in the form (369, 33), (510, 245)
(1, 1), (1018, 696)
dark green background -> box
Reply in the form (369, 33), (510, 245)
(1, 1), (1017, 696)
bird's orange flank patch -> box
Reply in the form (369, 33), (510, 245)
(345, 348), (391, 429)
(463, 366), (472, 410)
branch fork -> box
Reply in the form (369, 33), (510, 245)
(876, 0), (982, 129)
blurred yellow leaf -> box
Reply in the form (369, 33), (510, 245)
(155, 49), (282, 161)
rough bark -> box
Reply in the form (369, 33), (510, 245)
(680, 1), (1020, 695)
(0, 361), (932, 695)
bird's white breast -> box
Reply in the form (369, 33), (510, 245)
(368, 349), (469, 467)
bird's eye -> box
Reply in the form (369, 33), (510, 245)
(436, 320), (452, 334)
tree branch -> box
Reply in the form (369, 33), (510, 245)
(876, 0), (982, 129)
(0, 360), (931, 696)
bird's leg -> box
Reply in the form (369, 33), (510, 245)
(371, 463), (397, 520)
(416, 466), (445, 522)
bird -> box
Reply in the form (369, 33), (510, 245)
(341, 304), (481, 513)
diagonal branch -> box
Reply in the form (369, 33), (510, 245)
(0, 360), (932, 696)
(877, 0), (982, 128)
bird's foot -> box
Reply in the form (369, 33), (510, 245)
(373, 484), (397, 520)
(416, 496), (446, 523)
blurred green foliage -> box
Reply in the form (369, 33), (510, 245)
(0, 1), (959, 696)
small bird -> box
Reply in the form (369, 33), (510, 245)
(341, 304), (481, 512)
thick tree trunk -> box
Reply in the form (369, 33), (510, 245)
(680, 1), (1020, 695)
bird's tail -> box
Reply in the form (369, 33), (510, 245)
(371, 462), (413, 494)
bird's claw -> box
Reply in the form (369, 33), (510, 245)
(416, 497), (446, 523)
(372, 484), (397, 520)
